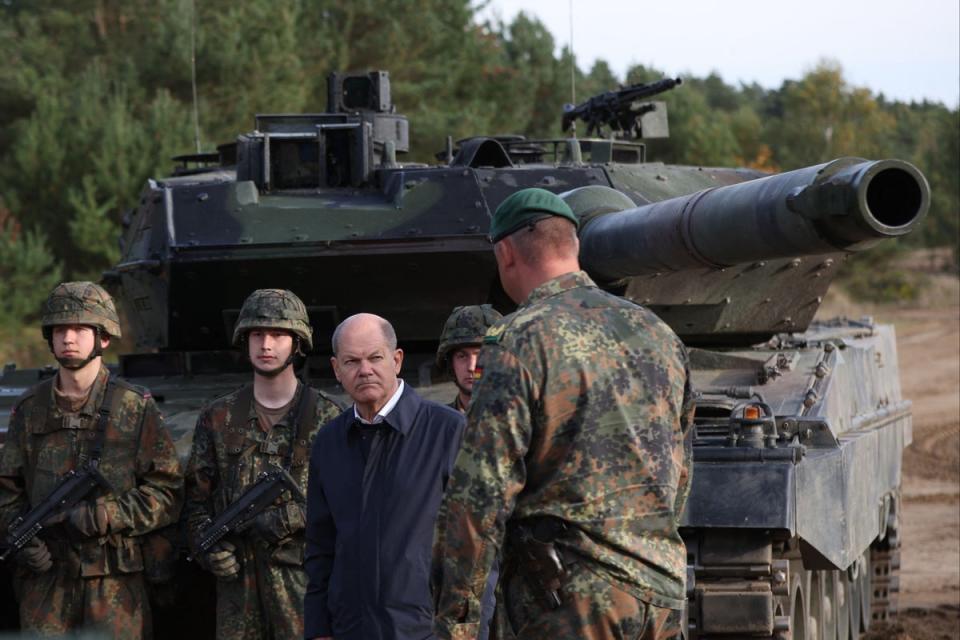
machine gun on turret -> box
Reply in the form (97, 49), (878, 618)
(561, 77), (682, 138)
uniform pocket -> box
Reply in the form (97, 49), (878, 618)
(114, 535), (145, 574)
(270, 538), (305, 566)
(80, 536), (144, 577)
(30, 434), (72, 504)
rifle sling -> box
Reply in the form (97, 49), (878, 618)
(227, 382), (316, 470)
(223, 384), (255, 455)
(287, 384), (317, 469)
(86, 378), (116, 468)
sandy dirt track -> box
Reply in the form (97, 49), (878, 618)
(824, 268), (959, 639)
(892, 294), (960, 640)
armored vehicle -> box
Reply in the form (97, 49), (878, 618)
(0, 71), (928, 639)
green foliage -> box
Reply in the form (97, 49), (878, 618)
(886, 103), (960, 250)
(836, 243), (926, 304)
(0, 0), (956, 303)
(767, 61), (897, 168)
(0, 218), (62, 327)
(1, 56), (194, 276)
(67, 175), (120, 269)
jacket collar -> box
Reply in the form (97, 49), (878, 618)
(350, 382), (420, 436)
(522, 270), (596, 308)
(50, 364), (110, 420)
(384, 382), (421, 436)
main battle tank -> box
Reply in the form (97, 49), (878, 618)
(0, 71), (928, 639)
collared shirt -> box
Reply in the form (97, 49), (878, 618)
(305, 384), (466, 640)
(353, 379), (405, 424)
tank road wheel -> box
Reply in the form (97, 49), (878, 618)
(807, 570), (824, 640)
(847, 558), (863, 638)
(819, 571), (838, 640)
(791, 569), (810, 640)
(857, 551), (872, 633)
(835, 570), (851, 640)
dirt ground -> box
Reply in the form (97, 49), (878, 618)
(821, 262), (960, 639)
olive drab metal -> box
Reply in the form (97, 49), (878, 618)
(0, 70), (932, 638)
(231, 289), (313, 351)
(436, 305), (503, 369)
(40, 281), (122, 339)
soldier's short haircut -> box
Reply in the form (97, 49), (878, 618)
(332, 313), (398, 356)
(509, 216), (579, 265)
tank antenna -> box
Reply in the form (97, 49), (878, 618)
(190, 0), (202, 153)
(568, 0), (577, 138)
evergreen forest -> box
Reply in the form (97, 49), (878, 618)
(1, 1), (958, 349)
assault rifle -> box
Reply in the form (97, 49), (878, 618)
(561, 77), (682, 138)
(1, 464), (112, 561)
(193, 466), (304, 557)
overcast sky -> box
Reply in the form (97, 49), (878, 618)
(479, 0), (960, 108)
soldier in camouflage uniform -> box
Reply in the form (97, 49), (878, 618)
(183, 289), (341, 640)
(0, 282), (182, 639)
(435, 305), (503, 640)
(436, 305), (503, 413)
(433, 189), (695, 640)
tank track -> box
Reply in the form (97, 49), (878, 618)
(869, 544), (901, 625)
(686, 528), (901, 639)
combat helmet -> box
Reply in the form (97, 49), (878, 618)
(41, 282), (121, 340)
(436, 304), (503, 368)
(232, 289), (313, 352)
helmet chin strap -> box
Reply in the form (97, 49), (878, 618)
(49, 327), (102, 370)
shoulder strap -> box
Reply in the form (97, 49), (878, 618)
(87, 377), (117, 469)
(286, 384), (318, 469)
(25, 378), (54, 434)
(11, 384), (38, 417)
(224, 384), (255, 455)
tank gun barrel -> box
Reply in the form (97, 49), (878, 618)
(570, 158), (929, 282)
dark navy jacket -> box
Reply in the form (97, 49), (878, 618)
(304, 384), (465, 640)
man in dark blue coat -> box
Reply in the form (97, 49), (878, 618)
(304, 313), (465, 640)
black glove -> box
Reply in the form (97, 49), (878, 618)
(251, 502), (304, 546)
(20, 537), (52, 573)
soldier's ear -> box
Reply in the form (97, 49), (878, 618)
(493, 238), (511, 267)
(100, 334), (111, 350)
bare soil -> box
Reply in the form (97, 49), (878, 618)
(820, 268), (960, 639)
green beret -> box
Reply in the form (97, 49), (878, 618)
(489, 188), (579, 243)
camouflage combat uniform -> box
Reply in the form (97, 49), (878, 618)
(183, 288), (341, 640)
(433, 270), (695, 640)
(184, 383), (340, 639)
(435, 304), (503, 640)
(0, 365), (182, 638)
